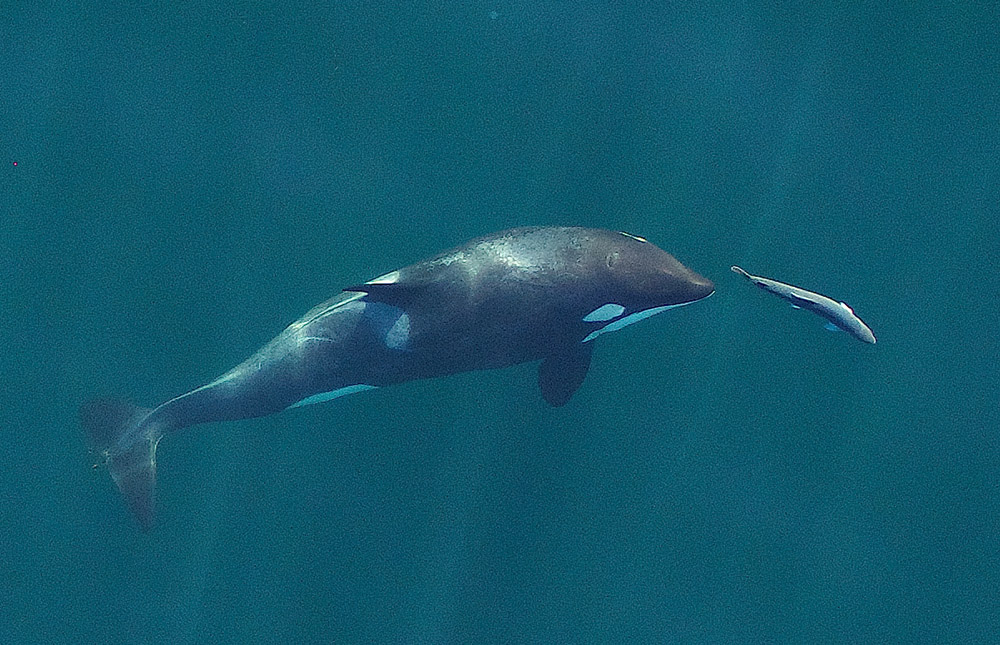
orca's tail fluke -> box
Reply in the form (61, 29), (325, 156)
(80, 398), (166, 531)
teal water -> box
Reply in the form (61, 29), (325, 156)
(3, 3), (998, 643)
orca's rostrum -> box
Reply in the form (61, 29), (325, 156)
(82, 227), (714, 530)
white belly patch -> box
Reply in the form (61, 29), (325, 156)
(582, 302), (693, 343)
(287, 384), (377, 409)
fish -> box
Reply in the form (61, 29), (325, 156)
(730, 265), (876, 344)
(81, 227), (715, 529)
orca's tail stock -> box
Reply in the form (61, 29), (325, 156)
(80, 398), (167, 531)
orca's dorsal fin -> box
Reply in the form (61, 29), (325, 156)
(538, 343), (593, 407)
(343, 281), (430, 310)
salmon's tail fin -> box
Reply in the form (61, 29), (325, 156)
(80, 397), (166, 532)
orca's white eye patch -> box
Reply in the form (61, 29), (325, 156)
(581, 302), (694, 343)
(583, 303), (625, 322)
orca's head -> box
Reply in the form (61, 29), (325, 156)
(604, 231), (714, 308)
(576, 231), (714, 343)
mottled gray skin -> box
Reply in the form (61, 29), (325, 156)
(84, 227), (714, 529)
(167, 228), (714, 423)
(731, 265), (876, 344)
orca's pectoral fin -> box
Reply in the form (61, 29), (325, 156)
(538, 343), (593, 407)
(80, 398), (163, 532)
(823, 321), (842, 332)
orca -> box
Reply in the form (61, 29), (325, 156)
(81, 227), (714, 530)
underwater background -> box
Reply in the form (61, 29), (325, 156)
(2, 2), (998, 643)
